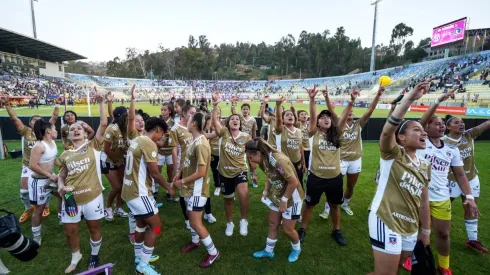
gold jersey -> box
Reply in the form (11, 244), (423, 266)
(158, 118), (175, 156)
(442, 127), (484, 182)
(169, 123), (193, 168)
(207, 129), (220, 156)
(263, 116), (277, 148)
(263, 151), (305, 207)
(19, 126), (37, 166)
(308, 131), (341, 179)
(181, 135), (211, 197)
(61, 123), (72, 148)
(217, 128), (251, 178)
(240, 115), (257, 137)
(371, 145), (431, 236)
(103, 124), (126, 164)
(340, 120), (362, 161)
(122, 136), (158, 201)
(59, 139), (105, 205)
(299, 122), (310, 150)
(275, 126), (303, 163)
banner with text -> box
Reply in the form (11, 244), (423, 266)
(410, 105), (467, 115)
(466, 107), (490, 117)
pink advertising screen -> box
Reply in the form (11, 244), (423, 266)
(431, 18), (467, 47)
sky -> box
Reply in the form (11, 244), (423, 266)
(0, 0), (488, 62)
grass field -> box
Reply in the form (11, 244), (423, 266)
(0, 141), (489, 275)
(0, 102), (486, 119)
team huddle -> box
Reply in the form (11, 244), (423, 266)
(1, 80), (489, 275)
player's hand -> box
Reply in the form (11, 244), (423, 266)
(276, 96), (286, 106)
(264, 95), (270, 103)
(172, 172), (181, 184)
(167, 188), (176, 197)
(305, 85), (318, 99)
(322, 87), (329, 98)
(418, 232), (430, 247)
(350, 89), (360, 102)
(212, 92), (221, 107)
(406, 79), (432, 101)
(106, 91), (114, 102)
(377, 86), (386, 97)
(463, 198), (479, 218)
(130, 84), (136, 100)
(438, 87), (457, 102)
(49, 174), (58, 183)
(232, 95), (239, 104)
(279, 201), (287, 213)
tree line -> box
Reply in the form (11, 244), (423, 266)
(67, 23), (435, 80)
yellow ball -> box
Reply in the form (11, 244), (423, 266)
(378, 76), (391, 86)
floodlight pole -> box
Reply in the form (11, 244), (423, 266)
(30, 0), (38, 39)
(370, 0), (383, 72)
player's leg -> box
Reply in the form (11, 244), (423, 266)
(221, 174), (236, 236)
(19, 167), (33, 223)
(341, 158), (362, 216)
(113, 167), (128, 217)
(430, 201), (452, 274)
(282, 201), (302, 262)
(236, 174), (250, 236)
(326, 174), (346, 246)
(461, 176), (487, 253)
(104, 166), (121, 221)
(253, 209), (281, 259)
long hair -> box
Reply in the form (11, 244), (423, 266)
(161, 102), (175, 119)
(245, 137), (277, 157)
(117, 113), (129, 142)
(29, 115), (41, 128)
(62, 110), (77, 124)
(317, 110), (340, 148)
(191, 112), (206, 132)
(33, 119), (53, 141)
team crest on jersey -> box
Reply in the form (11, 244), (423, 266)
(389, 236), (397, 245)
(106, 134), (111, 139)
(461, 139), (468, 144)
(151, 151), (157, 158)
(446, 151), (452, 158)
(79, 147), (87, 154)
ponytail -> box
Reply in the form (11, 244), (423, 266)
(245, 137), (277, 157)
(33, 119), (53, 141)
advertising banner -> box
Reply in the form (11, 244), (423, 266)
(377, 104), (392, 110)
(431, 18), (467, 47)
(466, 107), (490, 117)
(410, 105), (466, 115)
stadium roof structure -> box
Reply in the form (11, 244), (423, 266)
(0, 27), (86, 62)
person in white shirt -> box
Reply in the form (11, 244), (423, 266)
(416, 88), (478, 275)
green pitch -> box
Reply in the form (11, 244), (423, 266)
(0, 142), (489, 274)
(0, 102), (485, 119)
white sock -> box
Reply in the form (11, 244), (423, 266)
(139, 245), (154, 266)
(71, 250), (82, 264)
(291, 241), (301, 251)
(20, 190), (31, 210)
(32, 225), (42, 238)
(342, 198), (350, 207)
(190, 227), (200, 244)
(465, 219), (478, 241)
(134, 242), (143, 259)
(324, 202), (330, 213)
(265, 238), (277, 253)
(90, 238), (102, 256)
(201, 235), (217, 255)
(128, 212), (136, 234)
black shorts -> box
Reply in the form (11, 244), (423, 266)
(100, 160), (109, 175)
(220, 171), (248, 198)
(305, 172), (343, 206)
(293, 160), (304, 187)
(304, 150), (311, 168)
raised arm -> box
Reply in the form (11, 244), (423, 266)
(231, 95), (238, 115)
(0, 96), (25, 132)
(106, 92), (114, 123)
(127, 85), (137, 136)
(322, 87), (339, 122)
(306, 85), (319, 136)
(420, 87), (456, 128)
(358, 86), (385, 128)
(337, 89), (360, 132)
(275, 96), (285, 133)
(380, 81), (430, 153)
(211, 92), (223, 134)
(260, 96), (272, 123)
(94, 88), (108, 142)
(49, 106), (60, 125)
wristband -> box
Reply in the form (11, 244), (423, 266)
(281, 196), (289, 203)
(421, 228), (431, 235)
(435, 98), (441, 104)
(212, 107), (217, 111)
(466, 194), (475, 200)
(169, 182), (174, 188)
(173, 169), (179, 173)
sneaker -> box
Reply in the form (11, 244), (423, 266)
(319, 210), (330, 220)
(199, 251), (220, 268)
(156, 203), (163, 208)
(58, 213), (63, 225)
(252, 249), (275, 259)
(129, 233), (135, 244)
(402, 257), (412, 271)
(104, 208), (114, 221)
(341, 204), (354, 216)
(136, 263), (161, 275)
(19, 207), (34, 223)
(174, 196), (180, 202)
(180, 241), (200, 253)
(115, 208), (128, 218)
(33, 236), (42, 246)
(225, 222), (234, 237)
(288, 249), (301, 263)
(239, 219), (248, 236)
(332, 230), (347, 246)
(204, 214), (217, 224)
(42, 206), (50, 217)
(185, 220), (191, 230)
(87, 255), (99, 270)
(214, 187), (221, 196)
(252, 183), (258, 188)
(297, 228), (306, 243)
(437, 267), (453, 275)
(466, 240), (488, 254)
(166, 194), (173, 202)
(135, 255), (160, 265)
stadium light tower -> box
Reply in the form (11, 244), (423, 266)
(30, 0), (38, 38)
(370, 0), (383, 72)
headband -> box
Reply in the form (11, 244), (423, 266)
(398, 120), (410, 134)
(445, 116), (456, 126)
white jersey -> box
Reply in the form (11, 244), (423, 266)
(416, 138), (463, 201)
